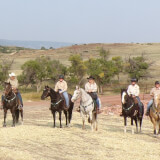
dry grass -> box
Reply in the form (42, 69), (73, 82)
(0, 101), (160, 160)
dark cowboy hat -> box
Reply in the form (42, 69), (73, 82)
(87, 76), (95, 80)
(59, 75), (64, 79)
(155, 81), (160, 85)
(131, 78), (138, 82)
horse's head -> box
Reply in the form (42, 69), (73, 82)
(153, 93), (160, 108)
(71, 85), (82, 102)
(121, 89), (128, 104)
(4, 82), (12, 96)
(41, 86), (51, 100)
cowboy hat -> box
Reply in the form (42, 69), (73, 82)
(87, 76), (95, 80)
(9, 72), (16, 77)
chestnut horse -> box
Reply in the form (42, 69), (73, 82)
(149, 93), (160, 135)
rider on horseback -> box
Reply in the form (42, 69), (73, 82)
(85, 76), (101, 112)
(127, 78), (143, 116)
(54, 75), (69, 110)
(145, 81), (160, 116)
(1, 72), (23, 110)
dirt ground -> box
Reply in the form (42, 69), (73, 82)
(0, 94), (160, 160)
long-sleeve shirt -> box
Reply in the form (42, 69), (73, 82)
(54, 80), (68, 93)
(127, 84), (140, 96)
(85, 82), (98, 92)
(7, 78), (19, 89)
(150, 87), (160, 97)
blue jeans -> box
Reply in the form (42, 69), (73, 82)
(136, 96), (143, 113)
(96, 98), (100, 109)
(62, 91), (69, 107)
(147, 99), (153, 112)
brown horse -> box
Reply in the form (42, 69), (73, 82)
(149, 94), (160, 135)
(3, 82), (23, 127)
(41, 86), (74, 128)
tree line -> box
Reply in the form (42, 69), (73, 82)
(0, 48), (150, 92)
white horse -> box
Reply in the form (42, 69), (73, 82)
(71, 86), (98, 131)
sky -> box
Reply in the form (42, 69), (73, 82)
(0, 0), (160, 43)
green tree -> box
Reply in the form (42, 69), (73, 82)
(125, 55), (149, 80)
(112, 56), (124, 81)
(68, 54), (87, 85)
(18, 57), (66, 92)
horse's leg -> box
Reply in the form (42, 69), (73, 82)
(158, 122), (160, 135)
(124, 116), (127, 133)
(134, 118), (138, 133)
(131, 118), (134, 134)
(11, 109), (16, 127)
(89, 112), (93, 131)
(152, 118), (156, 135)
(64, 110), (67, 126)
(3, 108), (7, 127)
(20, 109), (23, 125)
(59, 111), (62, 128)
(81, 111), (85, 130)
(94, 112), (98, 131)
(139, 117), (143, 133)
(52, 111), (56, 128)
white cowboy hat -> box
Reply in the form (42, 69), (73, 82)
(9, 72), (16, 77)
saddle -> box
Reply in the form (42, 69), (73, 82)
(87, 92), (97, 111)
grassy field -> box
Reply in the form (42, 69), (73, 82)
(0, 99), (160, 160)
(1, 43), (160, 83)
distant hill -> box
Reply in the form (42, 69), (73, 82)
(0, 39), (74, 49)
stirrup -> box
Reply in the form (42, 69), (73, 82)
(18, 105), (23, 110)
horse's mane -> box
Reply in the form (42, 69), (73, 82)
(80, 88), (93, 100)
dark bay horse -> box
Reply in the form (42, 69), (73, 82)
(121, 89), (144, 134)
(3, 82), (23, 127)
(41, 86), (74, 128)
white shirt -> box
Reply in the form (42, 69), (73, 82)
(127, 84), (140, 96)
(85, 82), (98, 92)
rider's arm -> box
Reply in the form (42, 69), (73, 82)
(127, 85), (131, 96)
(150, 88), (154, 97)
(92, 83), (98, 92)
(135, 85), (140, 97)
(85, 83), (89, 92)
(61, 81), (67, 93)
(54, 82), (59, 92)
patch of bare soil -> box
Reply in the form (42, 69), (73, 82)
(0, 94), (159, 160)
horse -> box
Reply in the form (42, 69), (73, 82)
(121, 89), (144, 134)
(41, 86), (74, 128)
(149, 93), (160, 135)
(71, 86), (98, 131)
(3, 82), (23, 127)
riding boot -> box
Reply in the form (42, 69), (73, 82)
(145, 109), (150, 116)
(18, 104), (23, 110)
(76, 106), (80, 112)
(0, 103), (3, 110)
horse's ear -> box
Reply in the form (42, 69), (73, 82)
(76, 85), (80, 90)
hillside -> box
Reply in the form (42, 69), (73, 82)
(0, 39), (73, 49)
(1, 43), (160, 81)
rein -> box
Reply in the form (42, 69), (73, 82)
(80, 101), (94, 112)
(122, 103), (134, 112)
(51, 99), (63, 107)
(4, 93), (16, 103)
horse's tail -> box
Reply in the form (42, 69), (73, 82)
(15, 109), (19, 123)
(68, 99), (74, 123)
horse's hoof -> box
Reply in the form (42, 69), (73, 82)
(3, 124), (6, 127)
(21, 121), (24, 125)
(12, 125), (15, 127)
(60, 126), (62, 128)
